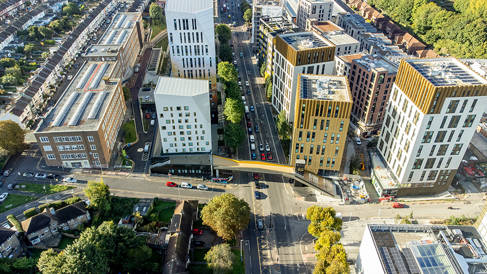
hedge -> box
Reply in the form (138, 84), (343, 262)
(7, 215), (23, 233)
(23, 208), (39, 218)
(37, 196), (82, 212)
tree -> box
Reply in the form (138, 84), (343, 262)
(27, 26), (40, 40)
(63, 2), (80, 16)
(0, 57), (15, 68)
(1, 74), (17, 86)
(216, 24), (232, 44)
(41, 51), (50, 59)
(49, 20), (63, 33)
(243, 9), (252, 24)
(23, 44), (35, 56)
(149, 3), (163, 24)
(225, 81), (240, 99)
(84, 180), (111, 213)
(5, 65), (21, 79)
(219, 43), (233, 62)
(204, 243), (235, 274)
(0, 120), (25, 155)
(11, 257), (36, 271)
(276, 111), (291, 140)
(306, 206), (342, 237)
(265, 76), (272, 100)
(260, 61), (266, 77)
(224, 122), (245, 151)
(217, 61), (238, 83)
(223, 97), (243, 124)
(201, 194), (250, 240)
(39, 26), (54, 39)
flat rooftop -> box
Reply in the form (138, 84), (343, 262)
(299, 75), (351, 102)
(340, 13), (377, 32)
(38, 61), (118, 132)
(154, 76), (209, 97)
(407, 58), (487, 86)
(461, 59), (487, 78)
(260, 16), (295, 32)
(166, 0), (212, 13)
(323, 31), (359, 46)
(338, 53), (364, 64)
(370, 151), (398, 190)
(312, 21), (341, 33)
(354, 54), (398, 74)
(280, 32), (333, 50)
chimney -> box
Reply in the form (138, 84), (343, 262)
(49, 208), (55, 215)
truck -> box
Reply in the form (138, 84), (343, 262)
(245, 106), (249, 114)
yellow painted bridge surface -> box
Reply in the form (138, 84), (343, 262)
(212, 155), (295, 175)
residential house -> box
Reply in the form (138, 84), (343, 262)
(0, 228), (22, 258)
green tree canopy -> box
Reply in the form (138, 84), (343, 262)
(306, 206), (342, 237)
(149, 3), (163, 24)
(217, 61), (238, 83)
(276, 111), (291, 140)
(38, 26), (54, 39)
(219, 43), (233, 62)
(243, 9), (252, 24)
(201, 194), (250, 240)
(5, 65), (21, 79)
(216, 24), (232, 44)
(224, 122), (245, 150)
(225, 81), (240, 99)
(84, 180), (111, 213)
(23, 43), (35, 55)
(0, 57), (16, 68)
(223, 97), (243, 124)
(204, 243), (235, 274)
(63, 2), (80, 16)
(1, 74), (17, 86)
(0, 120), (25, 155)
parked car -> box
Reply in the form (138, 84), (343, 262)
(197, 184), (208, 190)
(392, 202), (405, 208)
(250, 135), (255, 143)
(257, 219), (264, 230)
(166, 181), (178, 187)
(145, 113), (151, 119)
(63, 177), (77, 183)
(253, 173), (260, 181)
(250, 105), (254, 112)
(0, 193), (8, 202)
(251, 152), (257, 160)
(7, 184), (16, 190)
(23, 172), (34, 177)
(35, 173), (47, 179)
(255, 125), (259, 133)
(247, 121), (252, 128)
(180, 182), (193, 189)
(3, 169), (12, 177)
(259, 144), (264, 151)
(260, 153), (266, 160)
(247, 89), (250, 95)
(192, 228), (203, 235)
(46, 174), (56, 179)
(267, 152), (273, 160)
(254, 191), (261, 199)
(265, 144), (270, 152)
(245, 81), (249, 87)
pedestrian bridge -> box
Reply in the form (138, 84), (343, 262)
(212, 156), (339, 197)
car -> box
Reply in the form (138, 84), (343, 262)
(46, 174), (56, 179)
(392, 202), (405, 208)
(255, 125), (259, 133)
(247, 121), (252, 128)
(62, 177), (77, 183)
(250, 135), (255, 143)
(267, 152), (273, 160)
(192, 240), (205, 247)
(251, 153), (257, 160)
(253, 173), (260, 180)
(245, 81), (249, 87)
(265, 144), (270, 152)
(7, 184), (16, 190)
(248, 127), (252, 133)
(355, 137), (362, 145)
(35, 173), (47, 179)
(240, 51), (243, 57)
(145, 113), (151, 119)
(254, 191), (261, 199)
(259, 144), (264, 151)
(23, 172), (34, 177)
(192, 228), (203, 235)
(197, 184), (208, 190)
(166, 181), (178, 187)
(3, 169), (12, 177)
(250, 105), (254, 112)
(151, 113), (156, 119)
(247, 89), (251, 95)
(238, 76), (241, 81)
(180, 182), (193, 189)
(257, 219), (264, 230)
(0, 193), (8, 202)
(260, 153), (266, 160)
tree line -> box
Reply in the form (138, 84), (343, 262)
(368, 0), (487, 58)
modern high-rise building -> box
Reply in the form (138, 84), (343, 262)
(154, 77), (212, 154)
(271, 32), (336, 122)
(251, 0), (283, 44)
(307, 20), (359, 56)
(35, 61), (126, 168)
(374, 58), (487, 196)
(342, 54), (398, 136)
(290, 74), (351, 175)
(165, 0), (217, 100)
(296, 0), (333, 30)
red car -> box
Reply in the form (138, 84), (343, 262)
(166, 181), (177, 187)
(253, 173), (259, 180)
(392, 202), (405, 208)
(267, 152), (273, 160)
(247, 121), (252, 128)
(145, 113), (151, 119)
(192, 228), (203, 235)
(260, 153), (266, 160)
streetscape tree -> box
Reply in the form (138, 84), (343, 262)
(276, 111), (291, 140)
(204, 243), (235, 274)
(306, 205), (342, 237)
(149, 3), (163, 24)
(219, 43), (233, 62)
(224, 122), (245, 151)
(243, 9), (252, 24)
(225, 81), (240, 99)
(0, 120), (25, 155)
(201, 193), (250, 241)
(215, 24), (232, 44)
(217, 61), (238, 83)
(84, 180), (111, 217)
(223, 97), (244, 124)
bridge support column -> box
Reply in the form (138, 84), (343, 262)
(215, 169), (219, 177)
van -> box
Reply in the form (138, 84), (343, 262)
(250, 143), (256, 150)
(250, 135), (255, 143)
(144, 144), (150, 152)
(150, 119), (155, 126)
(241, 96), (246, 102)
(245, 106), (249, 114)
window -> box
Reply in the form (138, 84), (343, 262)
(339, 121), (344, 131)
(43, 145), (52, 152)
(427, 170), (438, 181)
(446, 100), (459, 113)
(451, 144), (463, 155)
(88, 136), (95, 142)
(448, 116), (461, 128)
(421, 131), (433, 143)
(470, 99), (478, 112)
(40, 136), (49, 143)
(439, 117), (447, 128)
(463, 114), (476, 127)
(435, 131), (446, 143)
(93, 153), (99, 159)
(90, 144), (96, 150)
(407, 172), (413, 182)
(47, 154), (56, 160)
(413, 159), (423, 169)
(426, 117), (434, 129)
(437, 144), (448, 156)
(456, 130), (464, 142)
(425, 158), (436, 169)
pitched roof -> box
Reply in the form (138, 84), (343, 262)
(53, 201), (87, 224)
(0, 228), (16, 244)
(21, 213), (52, 234)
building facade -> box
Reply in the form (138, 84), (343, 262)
(307, 20), (359, 56)
(35, 61), (126, 168)
(154, 77), (212, 154)
(375, 58), (487, 196)
(0, 229), (22, 259)
(346, 54), (397, 136)
(296, 0), (333, 30)
(272, 32), (336, 122)
(251, 0), (282, 44)
(290, 75), (351, 175)
(165, 0), (217, 100)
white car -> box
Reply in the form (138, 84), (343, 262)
(197, 184), (208, 190)
(35, 173), (47, 179)
(180, 182), (193, 189)
(245, 81), (249, 87)
(62, 177), (77, 183)
(0, 193), (8, 202)
(265, 144), (271, 152)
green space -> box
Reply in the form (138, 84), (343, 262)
(58, 236), (75, 249)
(155, 35), (168, 50)
(150, 23), (165, 40)
(189, 264), (212, 274)
(122, 86), (131, 101)
(122, 120), (137, 144)
(20, 183), (73, 194)
(147, 200), (176, 224)
(191, 248), (210, 262)
(0, 194), (37, 213)
(143, 118), (149, 132)
(99, 196), (139, 224)
(231, 249), (245, 274)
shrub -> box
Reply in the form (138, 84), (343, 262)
(23, 208), (39, 218)
(65, 196), (81, 205)
(7, 215), (23, 232)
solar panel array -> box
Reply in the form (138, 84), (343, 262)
(410, 60), (485, 86)
(282, 32), (329, 50)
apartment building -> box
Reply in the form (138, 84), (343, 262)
(272, 32), (336, 122)
(335, 12), (376, 39)
(356, 224), (487, 274)
(154, 77), (212, 154)
(296, 0), (333, 30)
(165, 0), (217, 100)
(307, 20), (359, 56)
(335, 52), (362, 77)
(35, 61), (126, 168)
(257, 16), (297, 77)
(375, 58), (487, 196)
(345, 54), (397, 136)
(290, 75), (351, 175)
(84, 12), (144, 79)
(251, 0), (283, 44)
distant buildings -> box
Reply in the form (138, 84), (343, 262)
(0, 228), (22, 258)
(251, 0), (282, 44)
(296, 0), (333, 29)
(35, 60), (126, 168)
(154, 77), (212, 154)
(165, 0), (217, 101)
(272, 32), (336, 122)
(290, 75), (351, 175)
(307, 20), (359, 56)
(374, 58), (487, 196)
(356, 224), (487, 274)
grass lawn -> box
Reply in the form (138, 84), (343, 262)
(122, 120), (137, 144)
(148, 200), (176, 224)
(0, 194), (37, 213)
(29, 248), (43, 261)
(151, 22), (166, 40)
(232, 249), (245, 274)
(143, 118), (149, 132)
(189, 264), (212, 274)
(58, 236), (75, 249)
(20, 183), (73, 194)
(191, 248), (209, 262)
(155, 36), (168, 50)
(122, 86), (131, 102)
